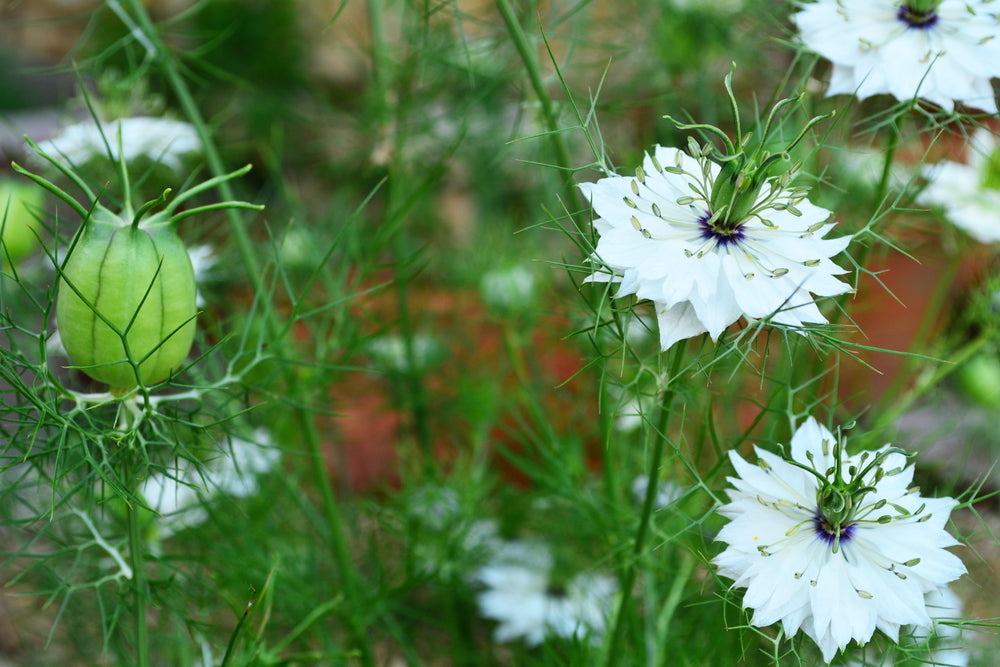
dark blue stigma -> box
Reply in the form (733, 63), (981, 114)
(897, 5), (938, 30)
(814, 514), (856, 546)
(698, 212), (746, 247)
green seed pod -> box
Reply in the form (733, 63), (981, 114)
(13, 138), (261, 396)
(1, 179), (43, 267)
(57, 207), (197, 392)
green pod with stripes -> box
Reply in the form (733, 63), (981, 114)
(57, 207), (197, 393)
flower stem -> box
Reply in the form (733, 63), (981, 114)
(878, 247), (962, 407)
(116, 5), (376, 665)
(605, 344), (685, 663)
(874, 117), (901, 213)
(495, 0), (578, 208)
(367, 0), (435, 464)
(126, 488), (149, 667)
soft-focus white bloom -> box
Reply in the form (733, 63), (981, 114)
(912, 586), (969, 666)
(917, 129), (1000, 243)
(141, 429), (280, 538)
(835, 147), (914, 193)
(367, 333), (443, 374)
(670, 0), (743, 10)
(794, 1), (1000, 113)
(474, 540), (617, 646)
(614, 395), (645, 433)
(186, 244), (218, 308)
(579, 145), (852, 350)
(36, 117), (200, 170)
(631, 474), (683, 509)
(714, 417), (966, 662)
(404, 486), (504, 577)
(480, 265), (536, 313)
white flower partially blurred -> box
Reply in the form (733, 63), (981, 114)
(367, 333), (443, 374)
(714, 417), (966, 662)
(794, 1), (1000, 113)
(480, 265), (536, 314)
(580, 145), (852, 350)
(917, 129), (1000, 243)
(670, 0), (743, 10)
(186, 244), (218, 307)
(141, 429), (280, 539)
(631, 474), (683, 509)
(35, 117), (200, 170)
(912, 586), (969, 667)
(404, 485), (504, 577)
(613, 395), (645, 433)
(474, 540), (617, 646)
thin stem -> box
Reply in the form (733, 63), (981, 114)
(495, 0), (577, 207)
(874, 117), (901, 213)
(121, 0), (261, 289)
(126, 490), (149, 667)
(658, 551), (696, 642)
(873, 332), (988, 436)
(878, 247), (962, 406)
(117, 5), (376, 665)
(368, 0), (434, 463)
(605, 344), (686, 663)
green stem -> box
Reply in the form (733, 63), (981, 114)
(126, 490), (149, 667)
(121, 0), (261, 291)
(604, 344), (685, 664)
(368, 0), (434, 463)
(874, 118), (900, 214)
(658, 551), (695, 641)
(495, 0), (577, 207)
(873, 332), (987, 435)
(118, 5), (376, 665)
(878, 248), (962, 408)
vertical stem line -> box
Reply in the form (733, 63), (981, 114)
(368, 0), (435, 462)
(605, 344), (686, 663)
(495, 0), (580, 209)
(127, 491), (149, 667)
(118, 4), (375, 666)
(877, 249), (963, 415)
(874, 117), (900, 214)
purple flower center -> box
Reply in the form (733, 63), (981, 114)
(698, 212), (746, 247)
(813, 514), (856, 546)
(897, 5), (938, 29)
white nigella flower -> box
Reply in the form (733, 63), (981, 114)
(35, 117), (200, 170)
(631, 474), (684, 509)
(912, 586), (969, 666)
(579, 142), (852, 350)
(367, 333), (443, 374)
(794, 0), (1000, 113)
(141, 429), (281, 538)
(713, 417), (966, 663)
(480, 265), (536, 314)
(186, 243), (218, 307)
(917, 128), (1000, 243)
(474, 540), (617, 646)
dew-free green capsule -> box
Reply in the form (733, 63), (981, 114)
(57, 208), (197, 392)
(0, 179), (43, 267)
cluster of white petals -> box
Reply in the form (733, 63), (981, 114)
(579, 146), (852, 350)
(794, 0), (1000, 113)
(474, 541), (616, 646)
(141, 429), (281, 539)
(714, 417), (965, 662)
(35, 117), (200, 170)
(917, 129), (1000, 243)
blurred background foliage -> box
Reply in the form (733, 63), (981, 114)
(1, 0), (999, 665)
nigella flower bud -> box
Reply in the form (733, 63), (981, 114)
(14, 135), (262, 395)
(57, 204), (197, 392)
